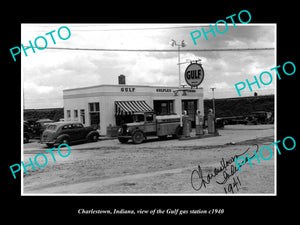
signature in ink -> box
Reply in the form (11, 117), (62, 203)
(223, 175), (242, 194)
(190, 144), (259, 193)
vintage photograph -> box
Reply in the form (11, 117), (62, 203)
(21, 23), (276, 195)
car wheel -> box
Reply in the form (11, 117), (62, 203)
(61, 137), (70, 145)
(132, 130), (144, 144)
(91, 133), (99, 142)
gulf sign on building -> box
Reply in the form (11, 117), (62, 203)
(184, 63), (205, 87)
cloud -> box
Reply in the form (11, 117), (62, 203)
(211, 81), (231, 89)
(24, 82), (54, 94)
(23, 81), (62, 108)
(122, 54), (178, 86)
(22, 24), (276, 108)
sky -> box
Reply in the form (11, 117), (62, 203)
(21, 23), (276, 109)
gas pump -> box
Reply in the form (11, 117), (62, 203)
(195, 109), (204, 135)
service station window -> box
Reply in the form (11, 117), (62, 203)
(154, 100), (174, 115)
(80, 109), (85, 124)
(66, 110), (71, 118)
(89, 102), (100, 112)
(74, 109), (78, 118)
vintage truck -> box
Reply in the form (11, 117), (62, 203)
(117, 112), (183, 144)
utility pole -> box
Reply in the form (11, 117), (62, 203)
(170, 39), (186, 127)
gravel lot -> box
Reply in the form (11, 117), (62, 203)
(22, 124), (275, 195)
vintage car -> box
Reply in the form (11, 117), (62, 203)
(244, 111), (273, 125)
(117, 112), (182, 144)
(26, 118), (54, 138)
(40, 122), (99, 147)
(24, 122), (34, 143)
(36, 118), (54, 137)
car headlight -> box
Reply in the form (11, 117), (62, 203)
(126, 128), (130, 133)
(118, 128), (123, 133)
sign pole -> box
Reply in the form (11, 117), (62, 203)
(170, 39), (186, 127)
(178, 45), (183, 127)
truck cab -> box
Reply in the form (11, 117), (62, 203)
(118, 112), (182, 144)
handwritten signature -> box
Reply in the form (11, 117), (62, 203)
(190, 144), (259, 193)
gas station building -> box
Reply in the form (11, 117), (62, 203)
(63, 75), (204, 135)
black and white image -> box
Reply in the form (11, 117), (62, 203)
(22, 23), (276, 195)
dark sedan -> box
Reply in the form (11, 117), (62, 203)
(41, 122), (99, 147)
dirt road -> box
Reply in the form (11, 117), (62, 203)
(22, 124), (275, 195)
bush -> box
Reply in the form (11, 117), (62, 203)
(204, 95), (274, 117)
(24, 108), (64, 122)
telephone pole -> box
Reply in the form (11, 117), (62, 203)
(170, 39), (186, 126)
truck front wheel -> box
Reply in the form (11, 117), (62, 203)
(132, 130), (145, 144)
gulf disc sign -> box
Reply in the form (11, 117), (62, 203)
(184, 63), (204, 87)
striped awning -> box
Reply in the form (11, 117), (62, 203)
(115, 101), (153, 115)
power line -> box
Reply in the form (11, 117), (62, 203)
(70, 26), (209, 31)
(22, 25), (211, 32)
(24, 46), (274, 52)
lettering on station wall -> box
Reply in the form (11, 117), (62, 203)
(120, 87), (197, 93)
(156, 88), (196, 93)
(156, 88), (172, 92)
(121, 87), (135, 92)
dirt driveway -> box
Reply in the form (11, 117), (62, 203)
(22, 124), (275, 195)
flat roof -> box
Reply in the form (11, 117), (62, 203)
(64, 84), (203, 92)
